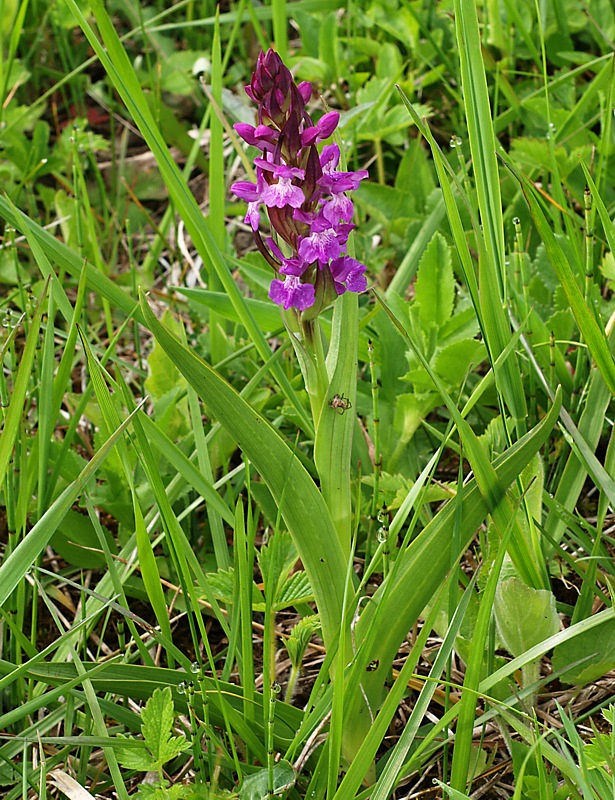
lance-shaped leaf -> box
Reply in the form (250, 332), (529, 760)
(140, 295), (346, 651)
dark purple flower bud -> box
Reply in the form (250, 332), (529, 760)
(300, 112), (339, 146)
(301, 126), (321, 147)
(298, 81), (312, 104)
(317, 111), (340, 139)
(234, 123), (278, 149)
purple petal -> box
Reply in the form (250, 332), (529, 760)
(261, 178), (305, 209)
(320, 144), (340, 171)
(272, 163), (305, 180)
(231, 180), (260, 201)
(298, 227), (341, 264)
(266, 238), (307, 276)
(269, 276), (315, 310)
(244, 201), (261, 230)
(322, 194), (354, 224)
(293, 208), (315, 225)
(318, 168), (369, 194)
(330, 256), (367, 293)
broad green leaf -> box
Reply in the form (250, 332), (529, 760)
(139, 295), (346, 651)
(180, 288), (282, 332)
(552, 617), (615, 685)
(494, 577), (559, 658)
(51, 509), (116, 569)
(414, 231), (454, 329)
(0, 659), (303, 741)
(239, 760), (296, 800)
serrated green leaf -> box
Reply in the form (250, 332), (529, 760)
(433, 339), (486, 385)
(141, 687), (189, 771)
(284, 616), (321, 668)
(116, 737), (155, 772)
(274, 572), (314, 610)
(207, 568), (265, 610)
(414, 232), (454, 330)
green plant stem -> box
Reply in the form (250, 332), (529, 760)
(293, 314), (329, 426)
(284, 665), (300, 705)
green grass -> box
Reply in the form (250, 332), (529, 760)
(1, 0), (615, 797)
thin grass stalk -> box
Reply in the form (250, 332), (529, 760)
(208, 12), (227, 366)
(77, 344), (178, 660)
(453, 0), (505, 279)
(334, 578), (455, 799)
(36, 289), (55, 521)
(34, 587), (130, 800)
(533, 0), (582, 270)
(188, 385), (230, 568)
(235, 493), (255, 728)
(368, 339), (381, 524)
(84, 493), (156, 667)
(501, 153), (615, 395)
(345, 387), (561, 750)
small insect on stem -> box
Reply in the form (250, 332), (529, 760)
(328, 393), (352, 415)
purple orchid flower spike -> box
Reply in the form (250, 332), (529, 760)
(231, 48), (369, 315)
